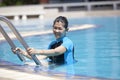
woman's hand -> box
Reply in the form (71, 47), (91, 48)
(12, 47), (27, 55)
(27, 48), (40, 54)
(11, 47), (21, 53)
(12, 47), (32, 59)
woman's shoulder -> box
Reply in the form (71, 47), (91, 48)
(62, 37), (73, 47)
(63, 37), (73, 43)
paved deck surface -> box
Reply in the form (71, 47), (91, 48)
(0, 60), (112, 80)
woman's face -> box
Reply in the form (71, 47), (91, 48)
(53, 21), (66, 39)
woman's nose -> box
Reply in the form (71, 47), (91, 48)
(55, 29), (60, 32)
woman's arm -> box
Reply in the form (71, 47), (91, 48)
(27, 46), (66, 56)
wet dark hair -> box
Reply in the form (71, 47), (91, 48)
(53, 16), (68, 29)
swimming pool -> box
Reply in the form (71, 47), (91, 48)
(0, 16), (120, 80)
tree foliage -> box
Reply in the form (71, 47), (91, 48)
(0, 0), (39, 6)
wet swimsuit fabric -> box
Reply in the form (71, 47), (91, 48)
(48, 36), (74, 65)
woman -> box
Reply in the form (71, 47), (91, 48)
(14, 16), (75, 65)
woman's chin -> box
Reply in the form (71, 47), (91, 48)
(55, 36), (60, 39)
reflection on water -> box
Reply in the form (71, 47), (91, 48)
(65, 16), (120, 79)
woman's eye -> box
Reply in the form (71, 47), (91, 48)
(59, 28), (63, 30)
(53, 27), (56, 29)
(53, 27), (64, 30)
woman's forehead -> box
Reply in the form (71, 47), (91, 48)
(54, 21), (64, 27)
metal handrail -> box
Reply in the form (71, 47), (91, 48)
(0, 25), (25, 62)
(0, 16), (41, 65)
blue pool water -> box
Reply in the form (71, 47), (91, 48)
(0, 16), (120, 79)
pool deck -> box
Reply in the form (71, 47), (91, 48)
(0, 68), (59, 80)
(0, 10), (120, 80)
(44, 10), (120, 19)
(0, 60), (112, 80)
(0, 68), (106, 80)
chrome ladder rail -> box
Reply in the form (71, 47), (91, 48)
(0, 25), (25, 61)
(0, 16), (41, 65)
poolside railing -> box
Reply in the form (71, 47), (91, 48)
(0, 5), (45, 20)
(0, 1), (120, 20)
(43, 1), (120, 11)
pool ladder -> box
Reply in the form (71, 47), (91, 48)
(0, 16), (41, 65)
